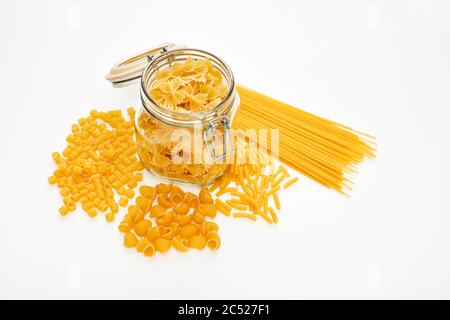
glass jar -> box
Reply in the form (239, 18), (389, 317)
(106, 44), (239, 185)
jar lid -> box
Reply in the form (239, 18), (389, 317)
(105, 43), (185, 87)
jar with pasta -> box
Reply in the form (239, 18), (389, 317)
(106, 44), (239, 185)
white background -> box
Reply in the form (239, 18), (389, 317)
(0, 0), (449, 299)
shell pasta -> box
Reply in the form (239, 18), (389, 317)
(119, 183), (222, 257)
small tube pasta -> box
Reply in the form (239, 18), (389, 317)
(216, 187), (237, 196)
(258, 210), (273, 224)
(233, 212), (257, 221)
(226, 200), (247, 211)
(268, 207), (278, 223)
(283, 177), (299, 189)
(273, 192), (281, 210)
(105, 212), (115, 222)
(266, 186), (280, 197)
(118, 197), (128, 207)
(280, 165), (290, 178)
(58, 206), (70, 216)
(271, 175), (285, 188)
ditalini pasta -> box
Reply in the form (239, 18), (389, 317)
(48, 108), (145, 221)
(234, 85), (376, 194)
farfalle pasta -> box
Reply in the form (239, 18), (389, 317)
(149, 58), (227, 111)
(136, 57), (232, 185)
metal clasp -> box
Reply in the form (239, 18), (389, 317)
(203, 115), (234, 161)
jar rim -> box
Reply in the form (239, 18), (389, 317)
(140, 48), (236, 127)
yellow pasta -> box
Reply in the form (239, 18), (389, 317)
(157, 194), (172, 208)
(234, 85), (376, 194)
(188, 235), (207, 250)
(268, 207), (278, 224)
(199, 204), (217, 219)
(139, 185), (155, 200)
(206, 232), (221, 250)
(226, 200), (247, 211)
(150, 205), (166, 218)
(180, 224), (199, 238)
(154, 238), (172, 253)
(58, 206), (69, 216)
(283, 177), (299, 189)
(49, 108), (144, 218)
(177, 214), (193, 226)
(118, 183), (222, 257)
(147, 226), (163, 242)
(156, 183), (172, 194)
(156, 212), (174, 227)
(173, 236), (189, 252)
(170, 193), (184, 206)
(199, 187), (214, 204)
(124, 232), (138, 248)
(142, 242), (156, 257)
(134, 219), (152, 237)
(273, 192), (281, 210)
(233, 212), (257, 221)
(216, 187), (238, 196)
(173, 203), (190, 215)
(118, 197), (128, 207)
(136, 196), (151, 213)
(136, 238), (151, 253)
(192, 213), (205, 224)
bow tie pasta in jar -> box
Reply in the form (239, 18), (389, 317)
(107, 45), (239, 185)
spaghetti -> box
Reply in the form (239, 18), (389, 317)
(234, 85), (376, 194)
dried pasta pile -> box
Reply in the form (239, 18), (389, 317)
(136, 112), (228, 184)
(149, 57), (228, 111)
(210, 139), (298, 224)
(48, 108), (297, 259)
(119, 184), (220, 256)
(136, 57), (230, 184)
(48, 108), (145, 221)
(234, 85), (376, 194)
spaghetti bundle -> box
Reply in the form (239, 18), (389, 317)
(234, 85), (376, 194)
